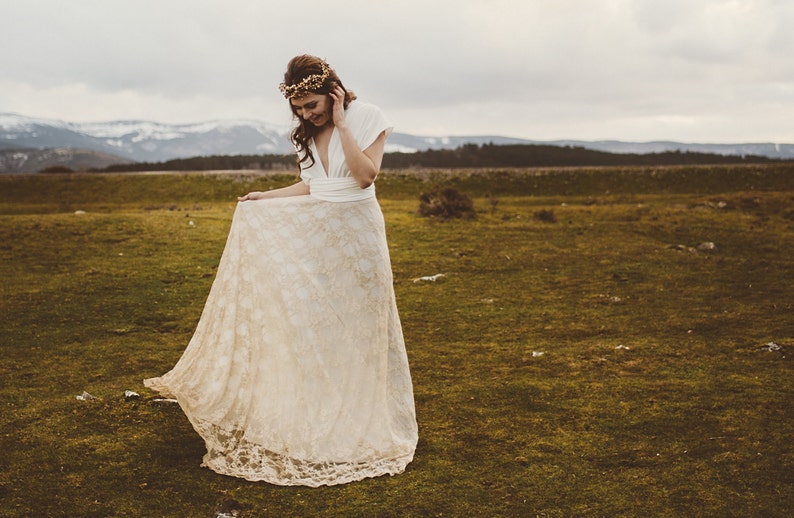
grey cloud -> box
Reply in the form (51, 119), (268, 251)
(1, 0), (793, 142)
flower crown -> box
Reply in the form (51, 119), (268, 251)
(279, 61), (331, 99)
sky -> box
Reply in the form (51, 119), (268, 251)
(1, 0), (793, 143)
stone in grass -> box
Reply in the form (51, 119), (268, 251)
(668, 242), (716, 253)
(124, 390), (141, 401)
(760, 342), (782, 352)
(412, 273), (446, 283)
(213, 498), (246, 518)
(76, 391), (96, 401)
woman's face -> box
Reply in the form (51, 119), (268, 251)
(291, 93), (332, 127)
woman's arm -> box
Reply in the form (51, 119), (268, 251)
(237, 180), (309, 201)
(330, 87), (386, 189)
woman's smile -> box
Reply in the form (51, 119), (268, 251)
(291, 93), (332, 127)
(308, 113), (327, 125)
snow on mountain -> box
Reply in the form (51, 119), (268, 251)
(75, 118), (287, 141)
(2, 112), (793, 166)
(0, 113), (293, 162)
(0, 113), (71, 132)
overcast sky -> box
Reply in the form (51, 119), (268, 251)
(2, 0), (793, 143)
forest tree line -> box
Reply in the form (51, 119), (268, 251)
(93, 143), (780, 173)
(381, 143), (778, 168)
(99, 154), (296, 173)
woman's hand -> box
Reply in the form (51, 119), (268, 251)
(237, 182), (310, 201)
(237, 191), (265, 202)
(329, 86), (347, 128)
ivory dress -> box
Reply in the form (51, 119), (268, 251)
(144, 101), (418, 486)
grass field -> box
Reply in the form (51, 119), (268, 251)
(1, 165), (793, 516)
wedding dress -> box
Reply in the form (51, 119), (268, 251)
(144, 102), (418, 486)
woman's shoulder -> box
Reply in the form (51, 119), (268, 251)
(344, 101), (389, 132)
(345, 100), (384, 118)
(345, 99), (390, 117)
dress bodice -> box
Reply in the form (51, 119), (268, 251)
(299, 102), (392, 202)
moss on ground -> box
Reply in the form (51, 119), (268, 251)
(1, 166), (793, 516)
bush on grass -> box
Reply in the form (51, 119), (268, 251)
(418, 187), (476, 220)
(534, 209), (557, 223)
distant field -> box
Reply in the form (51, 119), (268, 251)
(1, 165), (793, 516)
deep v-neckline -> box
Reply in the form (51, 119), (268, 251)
(314, 126), (335, 176)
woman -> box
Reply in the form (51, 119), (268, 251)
(145, 55), (418, 486)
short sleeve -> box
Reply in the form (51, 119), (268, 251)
(299, 165), (316, 184)
(347, 102), (393, 151)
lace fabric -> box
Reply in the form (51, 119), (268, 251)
(144, 195), (418, 486)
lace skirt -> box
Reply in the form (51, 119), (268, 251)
(144, 195), (418, 486)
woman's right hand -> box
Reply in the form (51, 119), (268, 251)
(237, 191), (265, 202)
(237, 181), (309, 201)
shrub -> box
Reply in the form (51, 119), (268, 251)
(534, 209), (557, 223)
(418, 187), (476, 220)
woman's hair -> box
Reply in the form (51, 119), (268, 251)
(281, 55), (356, 170)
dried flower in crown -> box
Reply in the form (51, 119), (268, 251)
(279, 61), (331, 99)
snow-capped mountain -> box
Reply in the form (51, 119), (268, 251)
(0, 112), (541, 163)
(0, 113), (291, 163)
(2, 112), (793, 170)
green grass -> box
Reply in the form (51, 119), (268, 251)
(1, 165), (793, 516)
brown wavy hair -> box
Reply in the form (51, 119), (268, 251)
(282, 55), (356, 170)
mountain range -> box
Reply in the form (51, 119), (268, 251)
(2, 112), (793, 173)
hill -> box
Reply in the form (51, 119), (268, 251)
(2, 112), (794, 164)
(0, 147), (134, 174)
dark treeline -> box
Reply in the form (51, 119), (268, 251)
(98, 154), (296, 173)
(381, 143), (778, 168)
(94, 143), (780, 173)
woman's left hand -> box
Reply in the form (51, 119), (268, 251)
(329, 86), (347, 128)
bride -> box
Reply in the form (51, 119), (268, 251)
(144, 55), (418, 487)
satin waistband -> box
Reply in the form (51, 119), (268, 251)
(309, 177), (375, 202)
